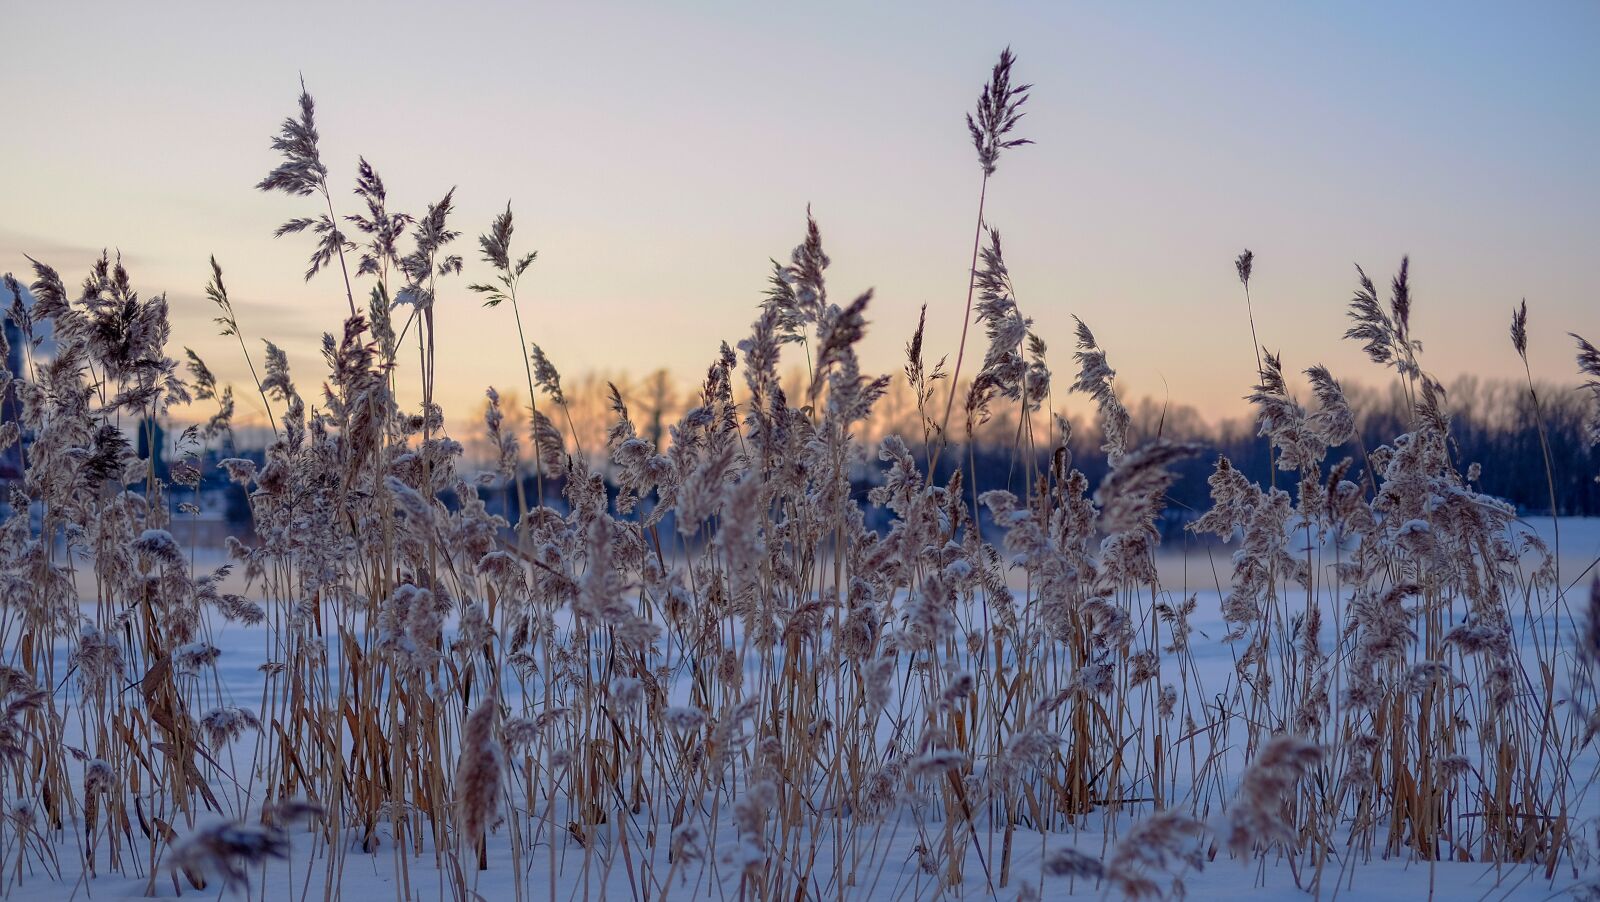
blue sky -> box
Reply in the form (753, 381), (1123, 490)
(3, 1), (1596, 424)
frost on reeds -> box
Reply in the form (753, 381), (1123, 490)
(1577, 332), (1600, 452)
(1039, 809), (1204, 899)
(168, 821), (290, 892)
(1226, 735), (1322, 859)
(1070, 316), (1130, 464)
(454, 700), (503, 847)
(0, 49), (1595, 902)
(168, 802), (320, 893)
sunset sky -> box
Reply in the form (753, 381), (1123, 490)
(4, 1), (1596, 431)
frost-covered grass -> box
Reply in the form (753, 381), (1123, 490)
(2, 49), (1600, 902)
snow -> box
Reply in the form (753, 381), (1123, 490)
(18, 519), (1600, 900)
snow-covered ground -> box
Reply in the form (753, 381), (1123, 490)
(13, 821), (1587, 901)
(17, 519), (1600, 900)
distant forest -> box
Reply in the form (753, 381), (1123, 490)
(9, 362), (1597, 529)
(445, 369), (1600, 540)
(945, 374), (1600, 523)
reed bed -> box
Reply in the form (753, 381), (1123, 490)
(0, 49), (1597, 902)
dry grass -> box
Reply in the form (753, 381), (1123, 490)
(0, 49), (1596, 902)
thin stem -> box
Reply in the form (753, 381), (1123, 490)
(1242, 282), (1275, 488)
(931, 171), (990, 478)
(235, 333), (278, 438)
(1522, 357), (1563, 618)
(323, 187), (358, 320)
(508, 290), (545, 509)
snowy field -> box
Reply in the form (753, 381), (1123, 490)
(10, 518), (1596, 901)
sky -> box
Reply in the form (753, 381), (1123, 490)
(3, 0), (1597, 431)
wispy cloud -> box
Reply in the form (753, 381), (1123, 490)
(0, 229), (149, 273)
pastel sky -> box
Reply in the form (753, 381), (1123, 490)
(4, 1), (1597, 430)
